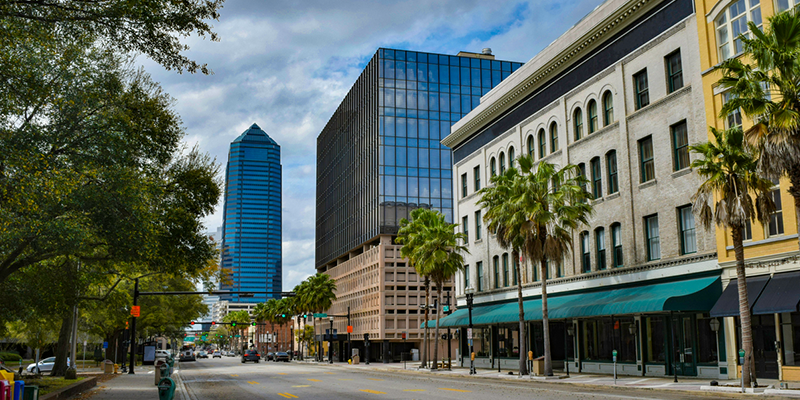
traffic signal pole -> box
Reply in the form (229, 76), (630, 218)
(446, 291), (451, 370)
(128, 278), (139, 374)
(347, 307), (351, 363)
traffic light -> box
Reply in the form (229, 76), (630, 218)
(125, 321), (129, 330)
(302, 313), (307, 319)
(190, 321), (195, 326)
(281, 314), (286, 318)
(183, 333), (187, 337)
(211, 321), (216, 326)
(442, 305), (450, 314)
(251, 322), (256, 327)
(231, 321), (236, 327)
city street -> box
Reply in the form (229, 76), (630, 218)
(175, 358), (701, 399)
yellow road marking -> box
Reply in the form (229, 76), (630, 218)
(307, 378), (322, 382)
(230, 374), (239, 377)
(403, 389), (425, 392)
(292, 385), (311, 388)
(360, 389), (387, 394)
(277, 372), (287, 375)
(440, 388), (471, 392)
(247, 381), (259, 385)
(324, 372), (335, 374)
(278, 394), (298, 399)
(367, 378), (384, 381)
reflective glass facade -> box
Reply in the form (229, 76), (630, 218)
(316, 48), (521, 268)
(220, 124), (282, 303)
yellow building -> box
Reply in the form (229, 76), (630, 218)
(695, 0), (800, 380)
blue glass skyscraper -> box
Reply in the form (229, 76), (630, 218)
(220, 123), (282, 303)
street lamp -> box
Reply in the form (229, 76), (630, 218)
(566, 323), (574, 377)
(465, 286), (476, 375)
(329, 316), (335, 364)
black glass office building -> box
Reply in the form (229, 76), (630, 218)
(316, 49), (521, 269)
(220, 123), (282, 303)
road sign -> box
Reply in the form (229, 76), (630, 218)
(130, 306), (140, 317)
(184, 337), (195, 342)
(612, 349), (617, 362)
(467, 328), (473, 340)
(347, 325), (353, 333)
(314, 313), (328, 318)
(235, 334), (241, 338)
(102, 341), (108, 349)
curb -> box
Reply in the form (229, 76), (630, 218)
(40, 376), (98, 400)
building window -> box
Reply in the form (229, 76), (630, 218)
(606, 150), (618, 194)
(768, 188), (785, 236)
(502, 253), (509, 287)
(475, 210), (482, 241)
(462, 215), (469, 243)
(474, 165), (481, 191)
(591, 157), (602, 199)
(744, 219), (753, 241)
(634, 69), (650, 110)
(596, 227), (606, 270)
(527, 135), (534, 157)
(477, 261), (484, 292)
(509, 147), (515, 169)
(611, 223), (623, 267)
(716, 0), (762, 61)
(491, 157), (497, 177)
(550, 122), (559, 153)
(499, 152), (506, 174)
(578, 163), (588, 199)
(581, 232), (591, 273)
(574, 108), (584, 141)
(538, 129), (546, 158)
(512, 255), (519, 285)
(777, 0), (800, 12)
(645, 214), (660, 261)
(603, 91), (614, 126)
(723, 91), (743, 128)
(461, 173), (468, 198)
(678, 205), (697, 255)
(493, 256), (500, 289)
(639, 136), (655, 183)
(588, 100), (598, 133)
(672, 121), (689, 171)
(464, 265), (470, 290)
(666, 50), (683, 93)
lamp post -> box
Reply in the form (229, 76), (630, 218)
(566, 323), (574, 377)
(465, 286), (476, 375)
(709, 318), (721, 371)
(329, 316), (334, 364)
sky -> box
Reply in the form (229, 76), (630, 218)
(141, 0), (606, 292)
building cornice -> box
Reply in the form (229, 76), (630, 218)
(442, 0), (663, 149)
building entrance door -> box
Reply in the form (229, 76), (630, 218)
(752, 315), (778, 379)
(671, 315), (697, 376)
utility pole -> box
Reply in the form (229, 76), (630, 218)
(128, 277), (139, 374)
(446, 291), (452, 370)
(347, 307), (351, 362)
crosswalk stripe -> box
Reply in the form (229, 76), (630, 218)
(360, 389), (387, 394)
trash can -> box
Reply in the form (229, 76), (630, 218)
(22, 385), (38, 400)
(103, 360), (114, 374)
(352, 355), (359, 365)
(154, 360), (167, 386)
(1, 380), (12, 400)
(532, 356), (545, 376)
(13, 381), (23, 400)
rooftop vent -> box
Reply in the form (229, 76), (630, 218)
(482, 48), (493, 55)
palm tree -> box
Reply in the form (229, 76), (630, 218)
(397, 208), (438, 368)
(717, 10), (800, 250)
(292, 281), (311, 358)
(478, 156), (592, 376)
(690, 127), (775, 387)
(297, 273), (337, 361)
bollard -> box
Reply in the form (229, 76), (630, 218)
(157, 377), (176, 400)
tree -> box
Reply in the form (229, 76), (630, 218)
(223, 310), (251, 351)
(690, 127), (774, 387)
(717, 10), (800, 251)
(399, 209), (467, 370)
(478, 156), (592, 376)
(295, 274), (336, 361)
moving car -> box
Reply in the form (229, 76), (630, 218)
(26, 357), (56, 373)
(198, 351), (208, 359)
(226, 351), (236, 357)
(265, 352), (275, 361)
(179, 349), (196, 362)
(241, 349), (260, 363)
(274, 352), (290, 362)
(212, 351), (222, 358)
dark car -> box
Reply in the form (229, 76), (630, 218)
(265, 352), (275, 361)
(274, 352), (290, 362)
(241, 349), (260, 363)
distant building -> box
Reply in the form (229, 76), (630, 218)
(220, 123), (282, 303)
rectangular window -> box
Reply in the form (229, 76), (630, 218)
(477, 261), (483, 292)
(634, 69), (650, 109)
(645, 214), (661, 261)
(493, 257), (500, 289)
(744, 219), (753, 241)
(723, 92), (742, 128)
(672, 121), (689, 171)
(768, 188), (785, 236)
(612, 224), (623, 267)
(591, 158), (602, 199)
(678, 205), (697, 254)
(581, 232), (591, 273)
(464, 265), (470, 290)
(473, 165), (481, 191)
(502, 254), (509, 287)
(666, 50), (683, 93)
(512, 257), (519, 285)
(607, 151), (619, 194)
(462, 215), (469, 244)
(596, 228), (606, 270)
(639, 136), (655, 182)
(475, 210), (482, 241)
(461, 173), (467, 198)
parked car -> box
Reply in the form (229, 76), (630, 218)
(179, 349), (196, 362)
(155, 350), (171, 359)
(274, 352), (290, 362)
(265, 352), (275, 361)
(26, 357), (56, 373)
(241, 349), (260, 363)
(226, 351), (236, 357)
(198, 351), (208, 359)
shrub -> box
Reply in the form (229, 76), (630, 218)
(0, 352), (22, 362)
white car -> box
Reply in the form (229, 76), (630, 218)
(26, 357), (56, 373)
(155, 350), (171, 359)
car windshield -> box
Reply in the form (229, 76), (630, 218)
(42, 357), (55, 363)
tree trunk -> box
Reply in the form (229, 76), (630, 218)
(432, 286), (442, 370)
(788, 166), (800, 252)
(421, 277), (430, 368)
(732, 225), (756, 387)
(51, 313), (72, 376)
(517, 258), (528, 375)
(541, 259), (552, 376)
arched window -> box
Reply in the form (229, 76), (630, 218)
(603, 91), (614, 126)
(527, 136), (534, 157)
(590, 157), (602, 199)
(538, 129), (546, 159)
(549, 122), (559, 153)
(502, 253), (509, 287)
(499, 152), (506, 174)
(611, 222), (623, 267)
(490, 157), (497, 177)
(595, 227), (606, 270)
(716, 0), (762, 61)
(588, 100), (598, 133)
(508, 147), (515, 169)
(573, 108), (583, 141)
(493, 256), (500, 289)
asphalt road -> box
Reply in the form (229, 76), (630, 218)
(176, 357), (704, 400)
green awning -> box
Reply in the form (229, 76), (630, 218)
(424, 276), (720, 328)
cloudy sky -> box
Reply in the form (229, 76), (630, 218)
(141, 0), (605, 290)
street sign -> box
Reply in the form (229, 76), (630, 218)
(314, 313), (328, 318)
(184, 337), (195, 342)
(612, 349), (617, 362)
(347, 325), (353, 333)
(467, 328), (473, 340)
(102, 341), (108, 349)
(130, 306), (140, 317)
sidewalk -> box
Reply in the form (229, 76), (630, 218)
(76, 368), (189, 400)
(308, 360), (800, 397)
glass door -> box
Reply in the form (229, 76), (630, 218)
(671, 315), (697, 376)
